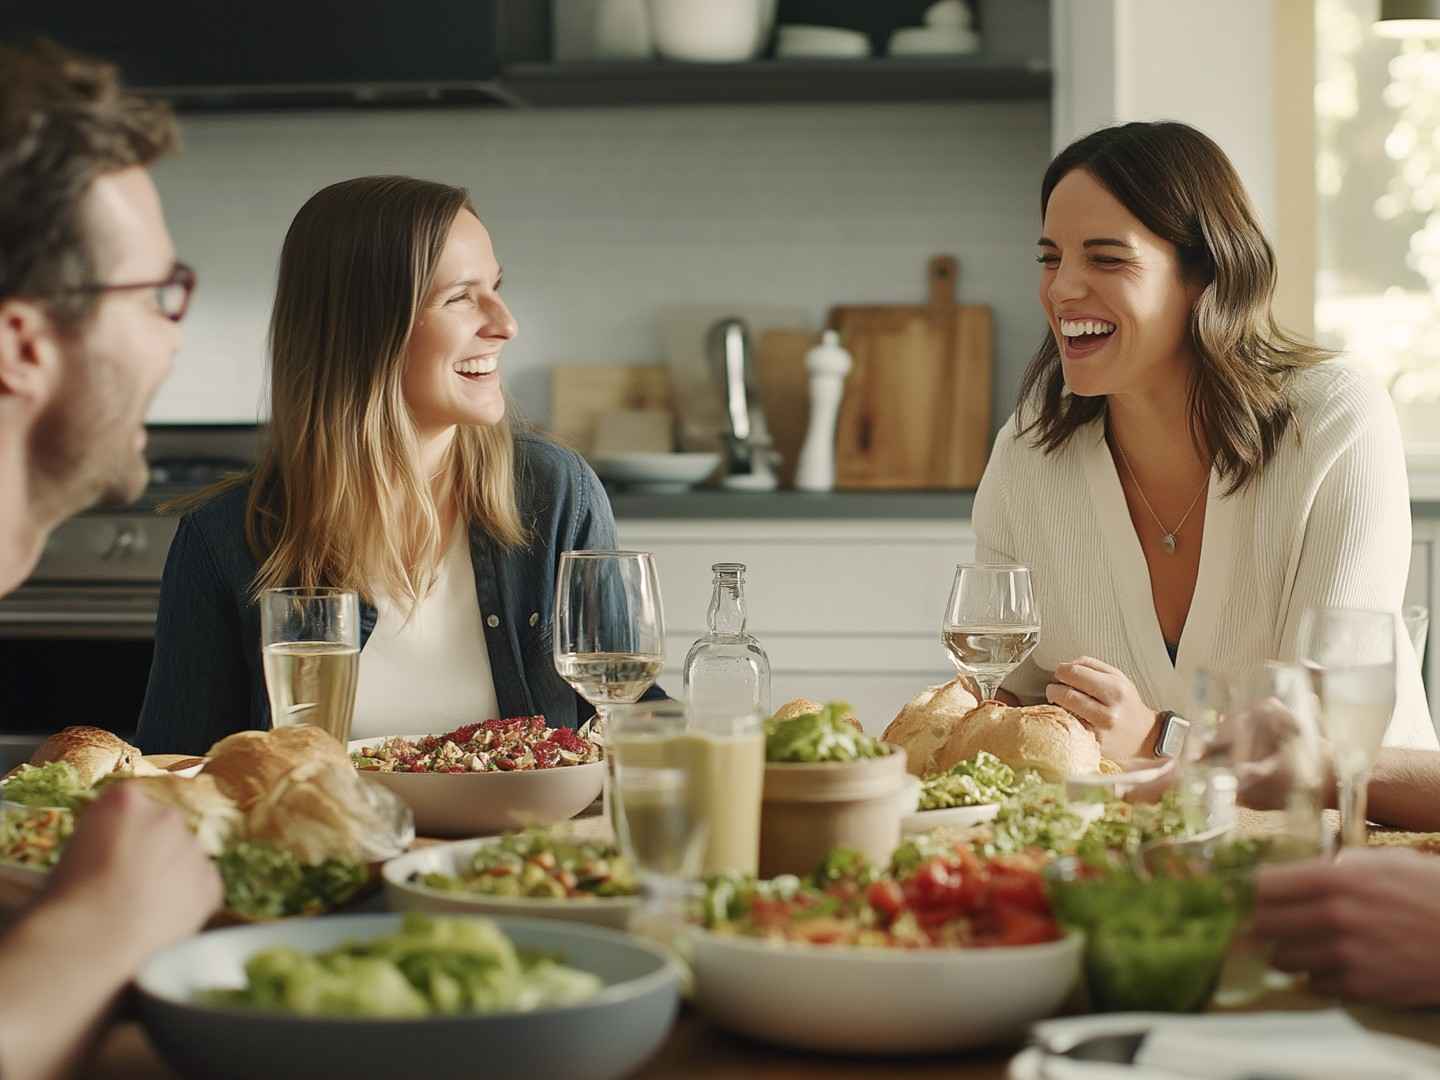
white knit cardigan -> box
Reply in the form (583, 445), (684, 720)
(972, 363), (1437, 750)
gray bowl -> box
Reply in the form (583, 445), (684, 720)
(136, 914), (681, 1080)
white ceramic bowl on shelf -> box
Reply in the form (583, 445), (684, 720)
(591, 452), (720, 494)
(776, 24), (871, 58)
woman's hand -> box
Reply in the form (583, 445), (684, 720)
(1254, 848), (1440, 1006)
(1045, 656), (1158, 760)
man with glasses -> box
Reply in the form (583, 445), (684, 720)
(0, 39), (220, 1079)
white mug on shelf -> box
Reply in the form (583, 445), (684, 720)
(648, 0), (763, 62)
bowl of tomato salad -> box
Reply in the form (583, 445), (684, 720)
(689, 842), (1082, 1054)
(350, 719), (604, 837)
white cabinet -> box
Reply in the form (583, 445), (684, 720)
(618, 516), (1440, 739)
(616, 519), (975, 734)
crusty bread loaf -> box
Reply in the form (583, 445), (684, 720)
(203, 726), (404, 864)
(934, 702), (1101, 782)
(202, 726), (350, 813)
(116, 774), (242, 855)
(29, 726), (141, 787)
(881, 677), (981, 777)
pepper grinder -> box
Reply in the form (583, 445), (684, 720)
(794, 330), (852, 492)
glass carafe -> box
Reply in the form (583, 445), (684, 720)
(681, 563), (771, 718)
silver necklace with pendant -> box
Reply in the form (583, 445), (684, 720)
(1113, 439), (1208, 555)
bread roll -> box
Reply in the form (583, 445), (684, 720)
(934, 702), (1101, 782)
(203, 726), (406, 864)
(881, 677), (981, 777)
(30, 726), (141, 788)
(202, 726), (351, 812)
(116, 774), (242, 856)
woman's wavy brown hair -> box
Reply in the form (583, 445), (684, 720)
(1017, 121), (1331, 493)
(242, 176), (528, 606)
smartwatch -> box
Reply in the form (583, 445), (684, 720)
(1153, 710), (1191, 759)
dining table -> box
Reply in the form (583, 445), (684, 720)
(79, 809), (1440, 1079)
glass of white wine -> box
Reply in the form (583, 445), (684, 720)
(553, 550), (666, 740)
(260, 587), (361, 743)
(611, 762), (708, 952)
(1297, 606), (1397, 849)
(941, 563), (1039, 702)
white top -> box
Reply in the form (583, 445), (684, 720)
(350, 525), (499, 741)
(972, 363), (1437, 750)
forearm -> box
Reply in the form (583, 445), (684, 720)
(1363, 749), (1440, 832)
(0, 897), (143, 1080)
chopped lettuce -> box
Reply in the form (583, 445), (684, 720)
(204, 913), (602, 1017)
(918, 751), (1019, 810)
(0, 762), (95, 811)
(764, 703), (889, 763)
(216, 841), (368, 919)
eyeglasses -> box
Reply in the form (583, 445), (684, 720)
(58, 261), (197, 323)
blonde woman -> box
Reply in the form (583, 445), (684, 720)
(137, 176), (630, 755)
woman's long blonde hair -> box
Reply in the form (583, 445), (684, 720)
(245, 175), (527, 606)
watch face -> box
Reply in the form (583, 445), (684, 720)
(1158, 715), (1190, 758)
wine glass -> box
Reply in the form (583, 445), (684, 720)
(610, 762), (707, 952)
(1296, 606), (1397, 849)
(259, 587), (360, 743)
(941, 563), (1039, 702)
(553, 550), (666, 741)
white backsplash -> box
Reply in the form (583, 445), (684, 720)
(149, 100), (1051, 429)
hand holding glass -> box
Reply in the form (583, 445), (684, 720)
(941, 563), (1039, 701)
(260, 587), (360, 743)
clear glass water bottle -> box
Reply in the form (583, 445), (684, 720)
(682, 563), (771, 719)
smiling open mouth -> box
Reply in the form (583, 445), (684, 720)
(1059, 318), (1116, 358)
(453, 357), (499, 381)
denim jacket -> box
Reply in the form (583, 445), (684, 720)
(137, 432), (649, 755)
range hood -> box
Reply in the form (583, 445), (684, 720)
(2, 1), (513, 110)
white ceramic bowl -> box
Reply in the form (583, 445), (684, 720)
(136, 913), (681, 1080)
(591, 452), (720, 494)
(383, 837), (640, 930)
(649, 0), (763, 62)
(690, 929), (1083, 1054)
(901, 802), (1001, 835)
(776, 24), (871, 58)
(888, 26), (980, 56)
(350, 738), (604, 838)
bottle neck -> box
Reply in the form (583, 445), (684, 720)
(707, 576), (747, 636)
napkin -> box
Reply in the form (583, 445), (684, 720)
(1024, 1010), (1436, 1080)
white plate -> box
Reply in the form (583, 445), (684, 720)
(1006, 1030), (1440, 1078)
(590, 452), (720, 494)
(690, 929), (1083, 1055)
(383, 836), (639, 930)
(901, 802), (1001, 835)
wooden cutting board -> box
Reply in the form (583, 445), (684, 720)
(549, 364), (673, 455)
(755, 328), (817, 488)
(829, 255), (993, 489)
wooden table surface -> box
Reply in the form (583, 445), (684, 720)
(78, 809), (1440, 1078)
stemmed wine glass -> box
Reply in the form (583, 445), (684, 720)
(553, 550), (666, 740)
(1296, 606), (1397, 849)
(941, 563), (1039, 702)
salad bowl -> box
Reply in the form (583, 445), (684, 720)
(136, 913), (680, 1080)
(350, 736), (604, 837)
(384, 835), (640, 930)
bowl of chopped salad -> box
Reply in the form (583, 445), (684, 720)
(350, 718), (605, 837)
(689, 842), (1082, 1054)
(383, 830), (641, 929)
(901, 751), (1019, 835)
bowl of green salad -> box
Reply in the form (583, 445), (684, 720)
(136, 912), (681, 1080)
(1045, 843), (1260, 1013)
(383, 829), (641, 929)
(759, 702), (907, 878)
(901, 751), (1020, 834)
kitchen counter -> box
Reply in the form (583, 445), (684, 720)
(608, 489), (1440, 520)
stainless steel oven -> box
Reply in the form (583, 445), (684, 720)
(0, 425), (260, 770)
